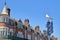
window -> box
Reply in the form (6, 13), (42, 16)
(34, 30), (37, 34)
(3, 31), (7, 36)
(0, 16), (5, 22)
(4, 17), (14, 26)
(35, 37), (37, 40)
(17, 31), (24, 38)
(17, 23), (23, 29)
(9, 29), (13, 36)
(9, 19), (14, 26)
(17, 23), (21, 28)
(0, 27), (9, 36)
(4, 17), (9, 24)
(28, 35), (31, 40)
(27, 26), (31, 31)
(10, 29), (13, 32)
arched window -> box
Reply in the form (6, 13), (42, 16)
(17, 31), (24, 38)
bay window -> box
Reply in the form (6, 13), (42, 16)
(0, 27), (9, 37)
(17, 23), (21, 28)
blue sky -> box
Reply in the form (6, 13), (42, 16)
(0, 0), (60, 40)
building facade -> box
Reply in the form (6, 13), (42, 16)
(0, 2), (44, 40)
(0, 2), (57, 40)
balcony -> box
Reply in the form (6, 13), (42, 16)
(0, 35), (11, 40)
(0, 35), (28, 40)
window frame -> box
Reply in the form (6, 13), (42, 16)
(17, 31), (24, 38)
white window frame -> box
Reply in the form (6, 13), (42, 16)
(28, 34), (31, 40)
(10, 29), (13, 32)
(35, 37), (37, 40)
(0, 27), (9, 36)
(17, 31), (24, 38)
(9, 29), (13, 35)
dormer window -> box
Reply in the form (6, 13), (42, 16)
(34, 30), (37, 34)
(17, 22), (22, 28)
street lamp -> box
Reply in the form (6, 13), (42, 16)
(45, 14), (53, 40)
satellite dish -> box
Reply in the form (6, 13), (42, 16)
(45, 14), (53, 20)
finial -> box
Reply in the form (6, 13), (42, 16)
(5, 0), (6, 5)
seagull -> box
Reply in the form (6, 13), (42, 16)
(46, 14), (53, 20)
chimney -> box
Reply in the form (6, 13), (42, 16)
(43, 30), (47, 34)
(24, 19), (29, 27)
(35, 25), (40, 32)
(6, 8), (10, 16)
